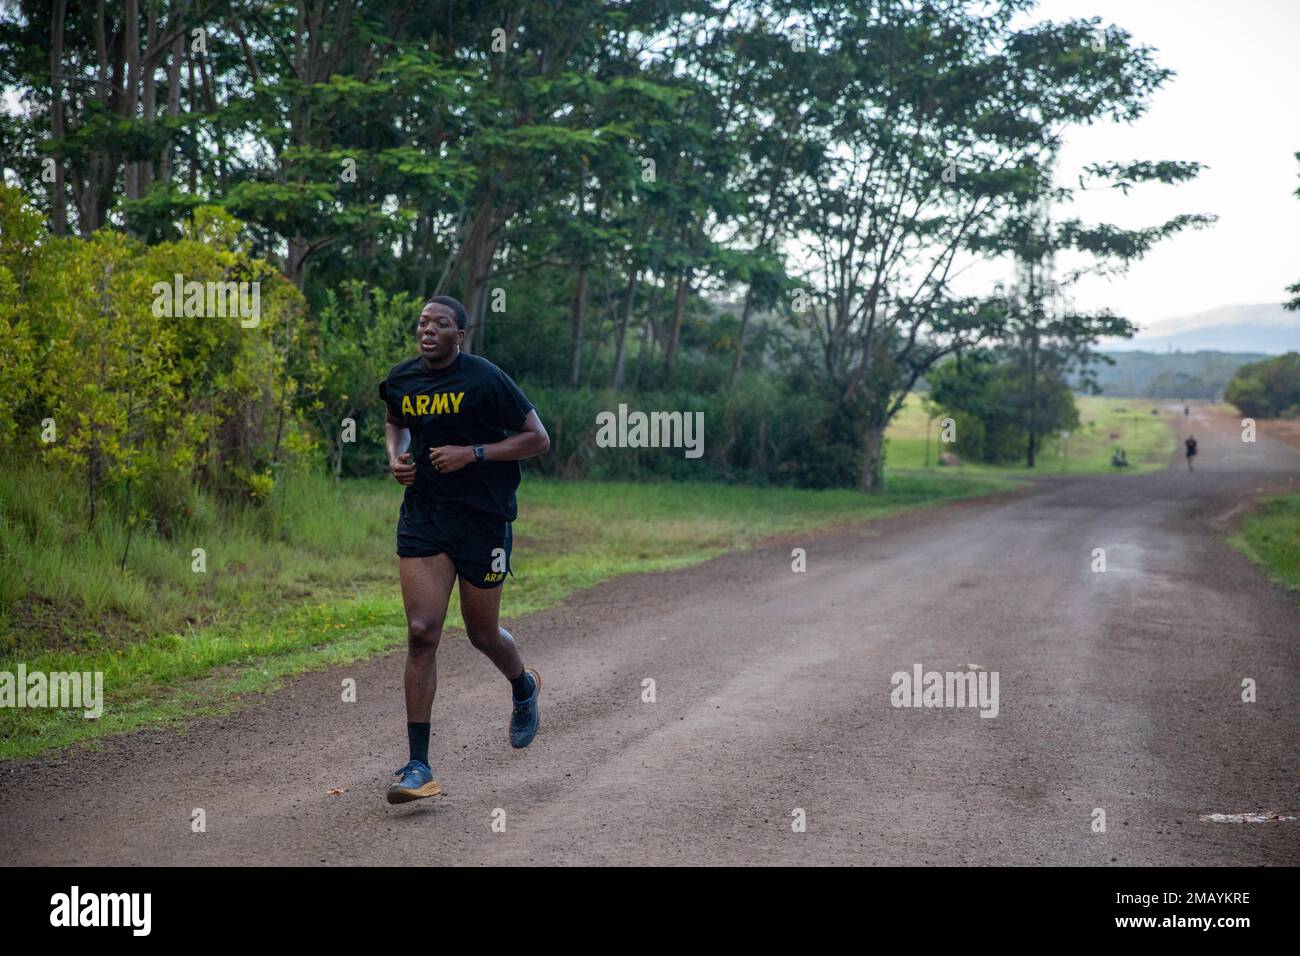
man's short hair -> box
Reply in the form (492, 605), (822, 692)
(425, 295), (469, 331)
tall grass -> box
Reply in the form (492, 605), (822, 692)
(0, 465), (1015, 759)
(1229, 494), (1300, 591)
(0, 464), (395, 657)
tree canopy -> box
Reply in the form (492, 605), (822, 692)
(1, 0), (1212, 498)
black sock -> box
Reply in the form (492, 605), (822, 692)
(407, 722), (430, 765)
(509, 667), (533, 702)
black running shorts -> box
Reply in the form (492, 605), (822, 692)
(396, 493), (512, 589)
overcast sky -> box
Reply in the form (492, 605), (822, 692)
(1019, 0), (1300, 333)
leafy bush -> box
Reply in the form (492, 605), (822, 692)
(0, 185), (312, 528)
(1226, 353), (1300, 418)
(519, 373), (857, 488)
(294, 280), (422, 478)
(928, 352), (1080, 464)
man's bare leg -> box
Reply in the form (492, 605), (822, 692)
(401, 554), (458, 722)
(458, 576), (523, 677)
(460, 576), (541, 748)
(388, 554), (456, 803)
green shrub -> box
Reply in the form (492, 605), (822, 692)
(0, 185), (313, 527)
(1226, 353), (1300, 418)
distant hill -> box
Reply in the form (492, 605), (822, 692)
(1079, 350), (1272, 399)
(1102, 303), (1298, 354)
(1109, 324), (1298, 353)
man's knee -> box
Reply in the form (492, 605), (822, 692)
(465, 625), (500, 653)
(408, 617), (443, 653)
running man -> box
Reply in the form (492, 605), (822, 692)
(1184, 434), (1198, 472)
(379, 296), (550, 804)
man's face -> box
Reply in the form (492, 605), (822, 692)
(416, 302), (463, 362)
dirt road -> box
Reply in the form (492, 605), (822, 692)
(2, 404), (1296, 865)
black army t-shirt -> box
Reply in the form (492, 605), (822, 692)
(379, 352), (534, 520)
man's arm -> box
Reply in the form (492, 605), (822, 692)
(428, 410), (550, 474)
(481, 409), (550, 461)
(386, 412), (416, 485)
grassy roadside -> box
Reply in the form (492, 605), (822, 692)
(0, 470), (1015, 761)
(1228, 493), (1300, 591)
(885, 394), (1178, 475)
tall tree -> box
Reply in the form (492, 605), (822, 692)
(990, 157), (1214, 467)
(787, 0), (1211, 491)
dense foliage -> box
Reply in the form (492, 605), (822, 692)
(1, 0), (1208, 504)
(927, 351), (1079, 463)
(1225, 353), (1300, 419)
(0, 185), (310, 531)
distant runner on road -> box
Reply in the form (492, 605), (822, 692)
(1184, 435), (1198, 471)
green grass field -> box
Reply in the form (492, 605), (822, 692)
(884, 394), (1178, 475)
(0, 467), (1014, 760)
(1229, 494), (1300, 591)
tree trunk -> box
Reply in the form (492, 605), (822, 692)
(287, 234), (310, 290)
(453, 197), (500, 354)
(77, 0), (111, 235)
(860, 423), (886, 494)
(161, 30), (182, 181)
(140, 1), (158, 195)
(197, 54), (226, 187)
(413, 214), (431, 296)
(1026, 288), (1040, 469)
(569, 264), (588, 387)
(610, 264), (639, 388)
(663, 269), (690, 375)
(1026, 327), (1039, 469)
(632, 277), (666, 389)
(465, 273), (491, 354)
(631, 301), (652, 389)
(123, 0), (141, 217)
(610, 201), (653, 386)
(461, 247), (492, 354)
(729, 285), (756, 382)
(49, 0), (67, 235)
(186, 48), (197, 194)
